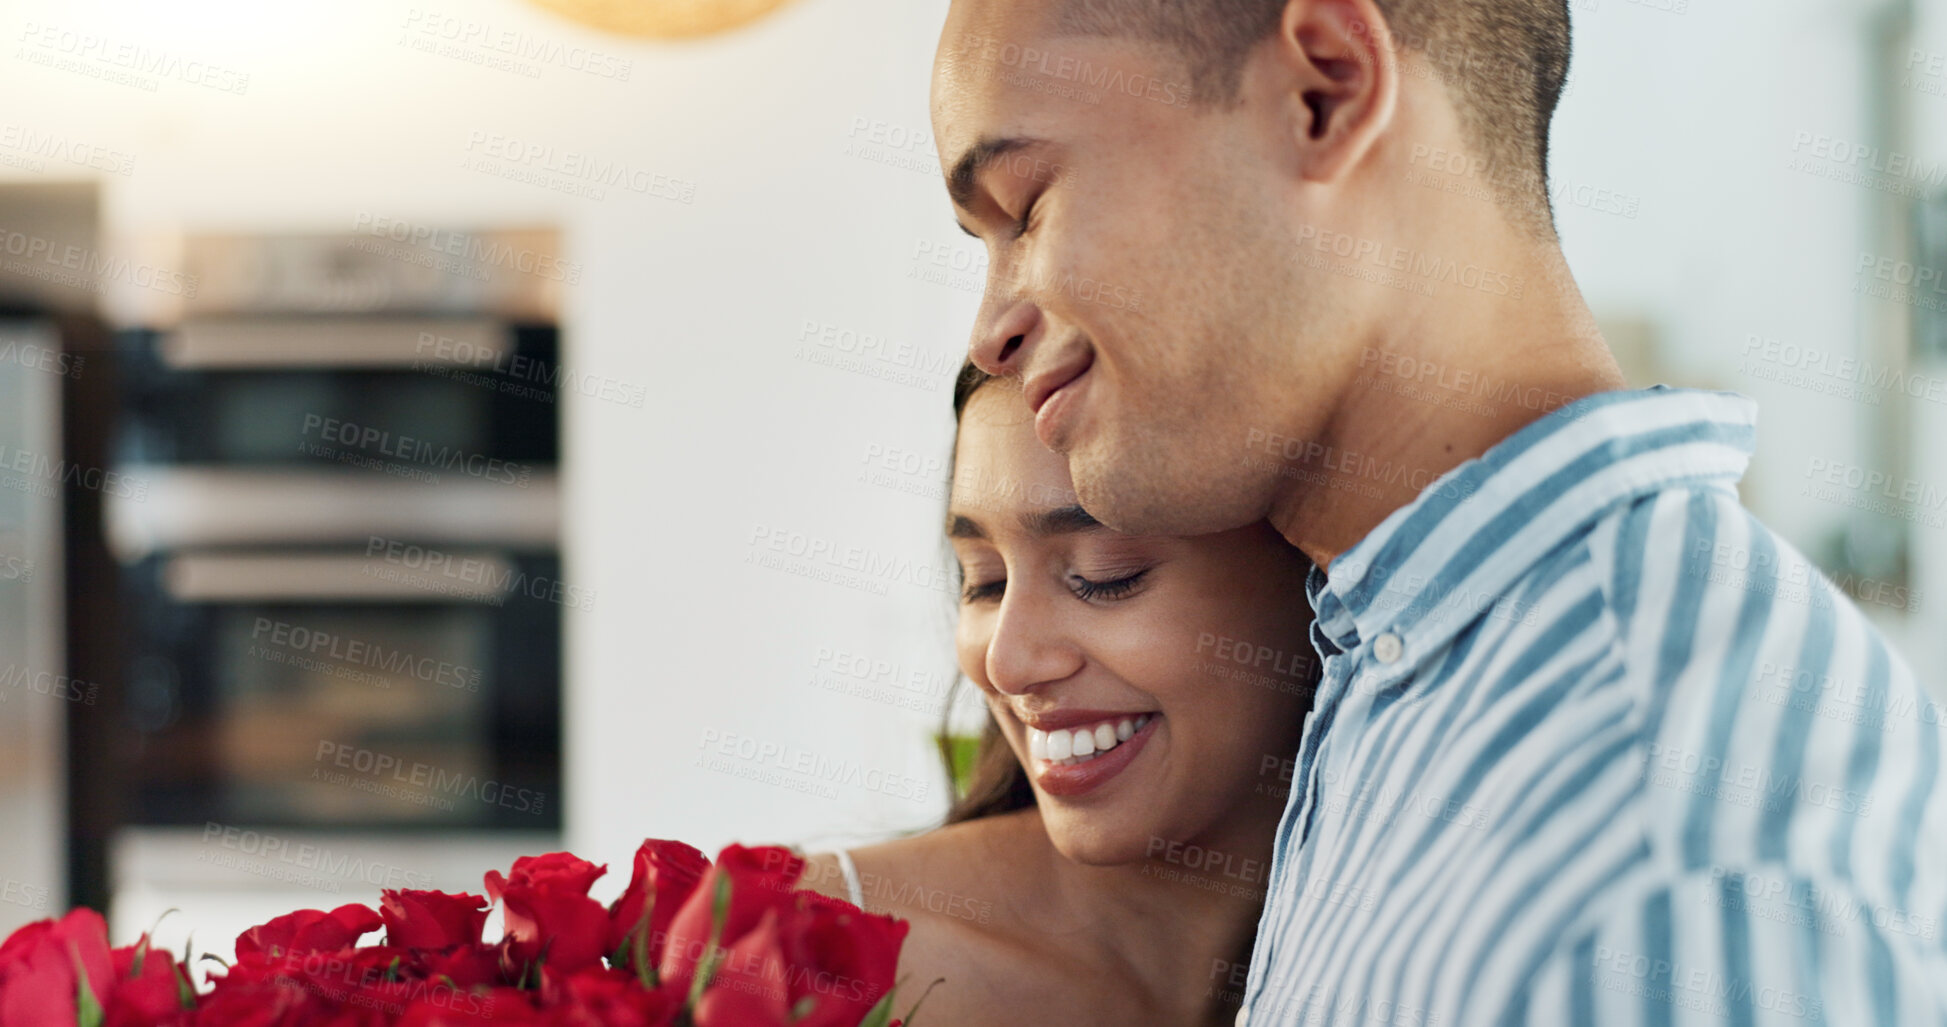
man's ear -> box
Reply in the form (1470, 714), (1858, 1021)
(1268, 0), (1398, 184)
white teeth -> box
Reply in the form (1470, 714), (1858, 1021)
(1032, 714), (1158, 767)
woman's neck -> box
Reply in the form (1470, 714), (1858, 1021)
(1001, 802), (1278, 1018)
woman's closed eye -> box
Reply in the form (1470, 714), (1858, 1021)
(962, 577), (1005, 603)
(1068, 569), (1149, 602)
(959, 568), (1152, 605)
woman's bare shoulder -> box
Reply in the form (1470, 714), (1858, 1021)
(800, 808), (1043, 923)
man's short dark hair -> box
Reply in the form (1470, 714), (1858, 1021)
(1053, 0), (1572, 236)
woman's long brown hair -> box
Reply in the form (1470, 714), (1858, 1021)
(939, 359), (1037, 825)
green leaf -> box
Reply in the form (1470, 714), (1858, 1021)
(899, 977), (946, 1027)
(519, 936), (557, 990)
(685, 873), (734, 1010)
(70, 946), (104, 1027)
(857, 991), (897, 1027)
(173, 960), (196, 1010)
(630, 891), (659, 989)
(174, 933), (197, 1009)
(132, 908), (179, 979)
(789, 995), (818, 1021)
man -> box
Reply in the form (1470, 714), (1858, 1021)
(929, 0), (1947, 1022)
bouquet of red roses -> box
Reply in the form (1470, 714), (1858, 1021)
(0, 840), (916, 1026)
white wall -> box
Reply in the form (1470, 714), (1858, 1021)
(1553, 0), (1945, 664)
(1, 0), (1936, 944)
(0, 0), (979, 934)
(1553, 0), (1874, 543)
(1902, 0), (1947, 679)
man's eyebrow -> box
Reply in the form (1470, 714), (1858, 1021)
(946, 135), (1041, 210)
(946, 513), (986, 539)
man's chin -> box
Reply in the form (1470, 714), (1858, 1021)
(1073, 458), (1249, 537)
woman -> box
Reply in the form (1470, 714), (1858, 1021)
(800, 363), (1318, 1026)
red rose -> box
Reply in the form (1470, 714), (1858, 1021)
(419, 943), (505, 990)
(177, 985), (288, 1027)
(485, 853), (610, 976)
(656, 846), (804, 997)
(382, 890), (491, 950)
(234, 903), (382, 964)
(105, 938), (192, 1027)
(690, 986), (794, 1027)
(0, 908), (115, 1026)
(396, 986), (539, 1026)
(209, 942), (429, 1024)
(606, 840), (709, 970)
(773, 891), (908, 1027)
(689, 909), (790, 1027)
(537, 966), (680, 1027)
(346, 961), (500, 1026)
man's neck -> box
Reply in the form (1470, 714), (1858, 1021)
(1269, 246), (1628, 572)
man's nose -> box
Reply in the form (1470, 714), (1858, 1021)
(969, 296), (1042, 378)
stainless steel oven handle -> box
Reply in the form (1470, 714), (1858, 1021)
(103, 468), (558, 560)
(161, 316), (511, 369)
(161, 550), (518, 602)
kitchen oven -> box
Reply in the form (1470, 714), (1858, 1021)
(68, 294), (571, 928)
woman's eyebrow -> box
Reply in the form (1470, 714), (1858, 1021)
(946, 504), (1100, 539)
(1021, 504), (1102, 537)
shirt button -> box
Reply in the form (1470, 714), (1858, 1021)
(1373, 632), (1404, 664)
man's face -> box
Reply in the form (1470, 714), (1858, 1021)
(931, 0), (1361, 536)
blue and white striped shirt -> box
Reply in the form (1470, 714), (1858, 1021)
(1239, 386), (1947, 1025)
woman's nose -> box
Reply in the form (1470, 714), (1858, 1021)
(982, 588), (1084, 695)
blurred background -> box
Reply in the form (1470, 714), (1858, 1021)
(1, 0), (1945, 960)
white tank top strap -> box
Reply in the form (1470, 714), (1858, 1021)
(833, 848), (865, 909)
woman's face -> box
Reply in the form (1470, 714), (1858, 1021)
(949, 385), (1316, 865)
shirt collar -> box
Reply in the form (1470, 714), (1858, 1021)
(1308, 386), (1759, 661)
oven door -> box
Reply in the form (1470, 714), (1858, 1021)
(85, 312), (569, 952)
(120, 546), (562, 832)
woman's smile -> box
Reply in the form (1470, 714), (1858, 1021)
(1023, 712), (1160, 798)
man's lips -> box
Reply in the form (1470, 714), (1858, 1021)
(1026, 351), (1094, 449)
(1023, 349), (1095, 418)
